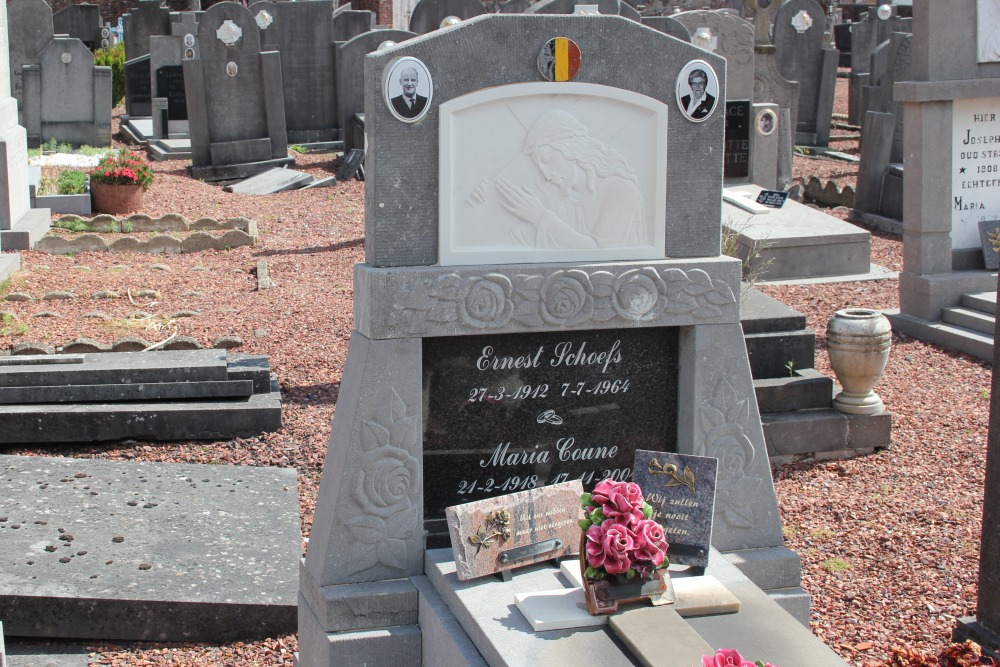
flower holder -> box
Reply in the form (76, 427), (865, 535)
(579, 533), (673, 615)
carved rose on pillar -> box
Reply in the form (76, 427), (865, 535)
(539, 270), (594, 327)
(345, 389), (421, 574)
(612, 268), (667, 321)
(459, 275), (513, 328)
(698, 378), (763, 530)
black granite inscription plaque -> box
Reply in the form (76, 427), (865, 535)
(124, 57), (151, 116)
(755, 189), (789, 208)
(155, 66), (188, 121)
(724, 101), (751, 179)
(422, 327), (678, 542)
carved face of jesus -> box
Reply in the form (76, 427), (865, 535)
(532, 145), (576, 197)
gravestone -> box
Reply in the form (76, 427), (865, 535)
(640, 15), (692, 42)
(498, 0), (532, 13)
(673, 9), (754, 100)
(752, 3), (797, 189)
(124, 54), (151, 117)
(123, 0), (171, 62)
(183, 2), (291, 181)
(52, 3), (103, 51)
(21, 36), (112, 147)
(409, 0), (487, 34)
(0, 0), (48, 259)
(848, 7), (912, 124)
(772, 0), (837, 147)
(336, 29), (417, 153)
(171, 12), (200, 60)
(885, 0), (1000, 362)
(6, 0), (53, 118)
(149, 34), (188, 136)
(300, 13), (802, 667)
(333, 6), (376, 42)
(527, 0), (639, 21)
(253, 0), (339, 144)
(852, 30), (912, 228)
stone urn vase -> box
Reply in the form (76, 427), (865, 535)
(90, 182), (144, 215)
(826, 308), (892, 415)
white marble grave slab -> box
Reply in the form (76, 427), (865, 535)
(951, 97), (1000, 249)
(514, 587), (607, 631)
(439, 82), (667, 266)
(978, 0), (1000, 63)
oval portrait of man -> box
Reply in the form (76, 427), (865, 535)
(384, 56), (433, 124)
(675, 60), (719, 123)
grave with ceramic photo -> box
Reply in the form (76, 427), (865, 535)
(299, 12), (848, 667)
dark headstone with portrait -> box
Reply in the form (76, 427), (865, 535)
(124, 55), (152, 117)
(155, 65), (187, 121)
(724, 101), (751, 180)
(423, 327), (678, 544)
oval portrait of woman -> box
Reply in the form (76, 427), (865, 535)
(675, 60), (719, 123)
(756, 109), (777, 136)
(384, 57), (433, 123)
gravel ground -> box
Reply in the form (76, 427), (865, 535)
(2, 75), (992, 666)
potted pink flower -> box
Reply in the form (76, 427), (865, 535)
(702, 649), (778, 667)
(578, 479), (669, 614)
(89, 149), (154, 215)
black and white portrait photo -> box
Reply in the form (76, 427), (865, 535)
(756, 108), (777, 136)
(675, 60), (719, 123)
(384, 57), (433, 123)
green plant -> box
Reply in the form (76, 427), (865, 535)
(54, 218), (90, 232)
(77, 145), (107, 156)
(121, 220), (134, 233)
(94, 41), (125, 107)
(57, 170), (88, 195)
(820, 558), (853, 572)
(785, 359), (796, 377)
(90, 149), (154, 190)
(289, 144), (306, 154)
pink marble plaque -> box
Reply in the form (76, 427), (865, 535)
(446, 480), (584, 581)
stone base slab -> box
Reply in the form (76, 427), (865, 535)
(0, 455), (299, 641)
(0, 208), (51, 251)
(954, 617), (1000, 661)
(190, 157), (296, 183)
(0, 252), (19, 282)
(886, 308), (993, 362)
(296, 595), (421, 667)
(898, 271), (998, 323)
(762, 408), (892, 459)
(298, 561), (418, 633)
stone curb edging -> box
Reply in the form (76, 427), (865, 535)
(4, 335), (244, 356)
(803, 176), (856, 209)
(36, 214), (258, 255)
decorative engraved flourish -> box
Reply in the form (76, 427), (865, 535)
(344, 388), (420, 574)
(215, 19), (243, 46)
(647, 459), (696, 493)
(390, 267), (735, 334)
(696, 378), (762, 530)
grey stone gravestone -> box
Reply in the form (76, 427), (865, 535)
(527, 0), (637, 20)
(183, 2), (291, 181)
(884, 0), (1000, 363)
(333, 6), (376, 43)
(21, 36), (112, 147)
(170, 11), (200, 60)
(753, 48), (798, 188)
(336, 29), (416, 153)
(52, 3), (103, 51)
(149, 34), (187, 135)
(409, 0), (487, 34)
(123, 0), (171, 62)
(300, 13), (801, 667)
(0, 0), (48, 259)
(6, 0), (53, 118)
(253, 0), (339, 144)
(640, 15), (692, 42)
(772, 0), (837, 147)
(124, 54), (151, 117)
(498, 0), (532, 13)
(848, 8), (912, 124)
(852, 31), (912, 227)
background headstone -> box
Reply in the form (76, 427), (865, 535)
(21, 36), (112, 147)
(333, 6), (376, 42)
(408, 0), (487, 34)
(52, 3), (103, 51)
(673, 9), (754, 100)
(123, 0), (171, 61)
(772, 0), (837, 147)
(183, 1), (291, 181)
(124, 54), (151, 118)
(640, 15), (692, 42)
(6, 0), (53, 117)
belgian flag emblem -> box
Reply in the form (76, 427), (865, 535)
(538, 37), (582, 82)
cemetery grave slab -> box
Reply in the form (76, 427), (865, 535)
(723, 185), (872, 281)
(0, 455), (299, 641)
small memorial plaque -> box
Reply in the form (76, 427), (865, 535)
(446, 480), (584, 580)
(156, 65), (188, 121)
(632, 450), (717, 568)
(755, 189), (789, 208)
(423, 327), (679, 544)
(979, 219), (1000, 270)
(724, 101), (751, 179)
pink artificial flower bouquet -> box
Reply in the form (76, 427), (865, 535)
(702, 648), (778, 667)
(579, 479), (669, 581)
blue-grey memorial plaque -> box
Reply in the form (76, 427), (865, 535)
(632, 450), (717, 568)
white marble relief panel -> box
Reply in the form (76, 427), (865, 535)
(439, 82), (668, 266)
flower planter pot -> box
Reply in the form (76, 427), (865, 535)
(579, 533), (674, 615)
(827, 308), (891, 415)
(90, 182), (144, 215)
